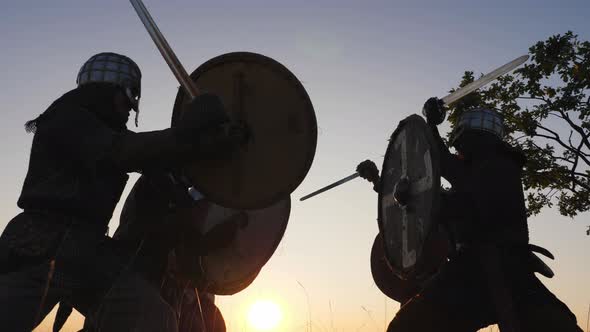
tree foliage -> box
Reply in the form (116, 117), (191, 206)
(446, 31), (590, 218)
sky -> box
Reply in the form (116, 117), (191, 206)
(1, 0), (589, 331)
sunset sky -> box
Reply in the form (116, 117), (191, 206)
(1, 0), (589, 331)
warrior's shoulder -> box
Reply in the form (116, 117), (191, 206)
(36, 104), (103, 134)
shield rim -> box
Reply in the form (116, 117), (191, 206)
(200, 196), (291, 295)
(207, 267), (260, 296)
(370, 232), (422, 303)
(171, 52), (317, 210)
(377, 114), (441, 280)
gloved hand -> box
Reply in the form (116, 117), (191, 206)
(175, 93), (230, 142)
(422, 97), (446, 126)
(175, 93), (240, 159)
(356, 160), (379, 183)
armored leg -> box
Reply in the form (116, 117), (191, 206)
(386, 296), (477, 332)
(387, 251), (496, 332)
(515, 278), (583, 332)
(388, 250), (584, 332)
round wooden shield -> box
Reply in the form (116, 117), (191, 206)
(179, 197), (291, 295)
(172, 52), (317, 210)
(378, 114), (442, 280)
(370, 233), (421, 303)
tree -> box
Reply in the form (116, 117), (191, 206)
(446, 31), (590, 219)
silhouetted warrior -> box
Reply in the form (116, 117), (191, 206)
(358, 98), (583, 331)
(0, 52), (233, 332)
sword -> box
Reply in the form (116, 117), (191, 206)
(129, 0), (200, 99)
(301, 55), (529, 202)
(441, 55), (529, 105)
(299, 173), (360, 201)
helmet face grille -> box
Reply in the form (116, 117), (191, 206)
(76, 52), (142, 109)
(451, 108), (504, 145)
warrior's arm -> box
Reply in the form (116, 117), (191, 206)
(428, 123), (465, 186)
(45, 93), (231, 174)
(107, 129), (195, 173)
(422, 97), (465, 186)
(107, 93), (233, 173)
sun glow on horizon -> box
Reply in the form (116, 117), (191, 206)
(247, 300), (283, 331)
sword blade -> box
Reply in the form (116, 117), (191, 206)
(299, 173), (360, 201)
(129, 0), (200, 99)
(441, 55), (529, 105)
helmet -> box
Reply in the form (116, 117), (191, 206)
(76, 52), (142, 113)
(450, 107), (504, 147)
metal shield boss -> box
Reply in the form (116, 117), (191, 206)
(176, 197), (291, 295)
(172, 52), (317, 210)
(378, 114), (445, 280)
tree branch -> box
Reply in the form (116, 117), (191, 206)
(547, 112), (565, 120)
(556, 157), (575, 164)
(535, 125), (590, 166)
(517, 96), (549, 102)
(547, 188), (559, 200)
(570, 138), (584, 191)
(530, 94), (590, 154)
(558, 109), (590, 151)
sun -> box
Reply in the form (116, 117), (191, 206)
(247, 300), (283, 330)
